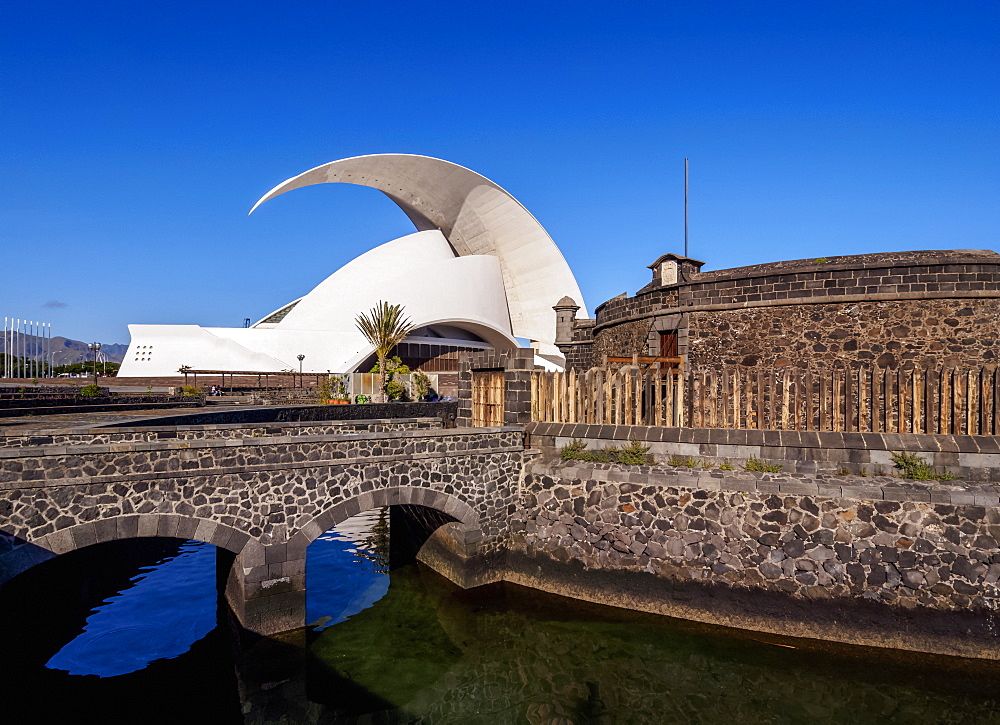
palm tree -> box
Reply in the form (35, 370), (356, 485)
(355, 301), (413, 402)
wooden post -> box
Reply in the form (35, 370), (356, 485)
(993, 366), (1000, 435)
(804, 369), (813, 431)
(818, 367), (828, 432)
(568, 369), (577, 424)
(968, 368), (977, 436)
(733, 365), (743, 429)
(952, 368), (961, 435)
(681, 369), (689, 428)
(780, 368), (790, 430)
(604, 367), (613, 424)
(721, 368), (730, 429)
(755, 369), (764, 430)
(653, 364), (663, 427)
(843, 365), (854, 433)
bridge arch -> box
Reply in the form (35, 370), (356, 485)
(287, 485), (482, 557)
(0, 513), (261, 587)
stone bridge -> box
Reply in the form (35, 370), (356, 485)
(0, 416), (523, 634)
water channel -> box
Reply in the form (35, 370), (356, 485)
(2, 509), (999, 723)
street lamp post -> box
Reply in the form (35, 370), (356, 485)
(88, 342), (102, 387)
(297, 354), (305, 389)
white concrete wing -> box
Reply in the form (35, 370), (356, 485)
(250, 153), (588, 353)
(120, 231), (516, 376)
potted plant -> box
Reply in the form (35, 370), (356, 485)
(321, 374), (351, 404)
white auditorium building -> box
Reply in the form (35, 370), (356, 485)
(118, 154), (588, 377)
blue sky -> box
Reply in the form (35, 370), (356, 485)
(2, 1), (997, 343)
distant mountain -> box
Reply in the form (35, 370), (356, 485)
(0, 332), (127, 365)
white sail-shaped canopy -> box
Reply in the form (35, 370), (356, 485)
(251, 153), (588, 355)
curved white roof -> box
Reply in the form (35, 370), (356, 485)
(250, 153), (588, 349)
(120, 230), (517, 376)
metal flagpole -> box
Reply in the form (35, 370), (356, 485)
(3, 317), (6, 378)
(684, 158), (689, 258)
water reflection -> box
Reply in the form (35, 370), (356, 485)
(307, 508), (391, 630)
(46, 540), (215, 676)
(307, 565), (1000, 724)
(2, 509), (999, 724)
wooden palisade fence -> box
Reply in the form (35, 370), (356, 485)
(531, 364), (1000, 436)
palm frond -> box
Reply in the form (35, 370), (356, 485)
(355, 301), (414, 358)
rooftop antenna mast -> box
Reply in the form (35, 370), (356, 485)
(684, 157), (689, 258)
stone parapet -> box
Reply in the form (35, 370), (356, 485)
(527, 422), (1000, 482)
(0, 416), (441, 448)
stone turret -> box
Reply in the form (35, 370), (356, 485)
(647, 253), (705, 286)
(553, 296), (580, 345)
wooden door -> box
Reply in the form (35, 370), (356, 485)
(472, 370), (505, 426)
(659, 331), (678, 358)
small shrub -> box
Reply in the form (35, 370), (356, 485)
(561, 439), (588, 461)
(618, 439), (653, 465)
(355, 394), (370, 404)
(413, 371), (431, 401)
(316, 376), (333, 402)
(181, 385), (202, 396)
(560, 439), (652, 465)
(80, 384), (101, 398)
(719, 460), (735, 471)
(668, 455), (698, 468)
(146, 386), (153, 394)
(385, 379), (406, 401)
(744, 458), (782, 473)
(890, 451), (956, 481)
(813, 257), (829, 264)
(857, 467), (869, 477)
(835, 466), (851, 476)
(584, 448), (616, 463)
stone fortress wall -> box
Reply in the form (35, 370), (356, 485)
(556, 249), (1000, 371)
(511, 452), (1000, 659)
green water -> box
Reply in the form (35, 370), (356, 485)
(307, 564), (1000, 724)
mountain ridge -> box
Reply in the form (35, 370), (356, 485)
(0, 332), (127, 365)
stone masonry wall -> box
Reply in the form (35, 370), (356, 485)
(687, 298), (1000, 369)
(457, 348), (535, 428)
(513, 457), (1000, 658)
(572, 250), (1000, 372)
(590, 318), (649, 365)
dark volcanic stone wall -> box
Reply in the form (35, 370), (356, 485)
(561, 250), (1000, 371)
(688, 298), (1000, 369)
(512, 457), (1000, 658)
(590, 318), (649, 363)
(559, 320), (596, 371)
